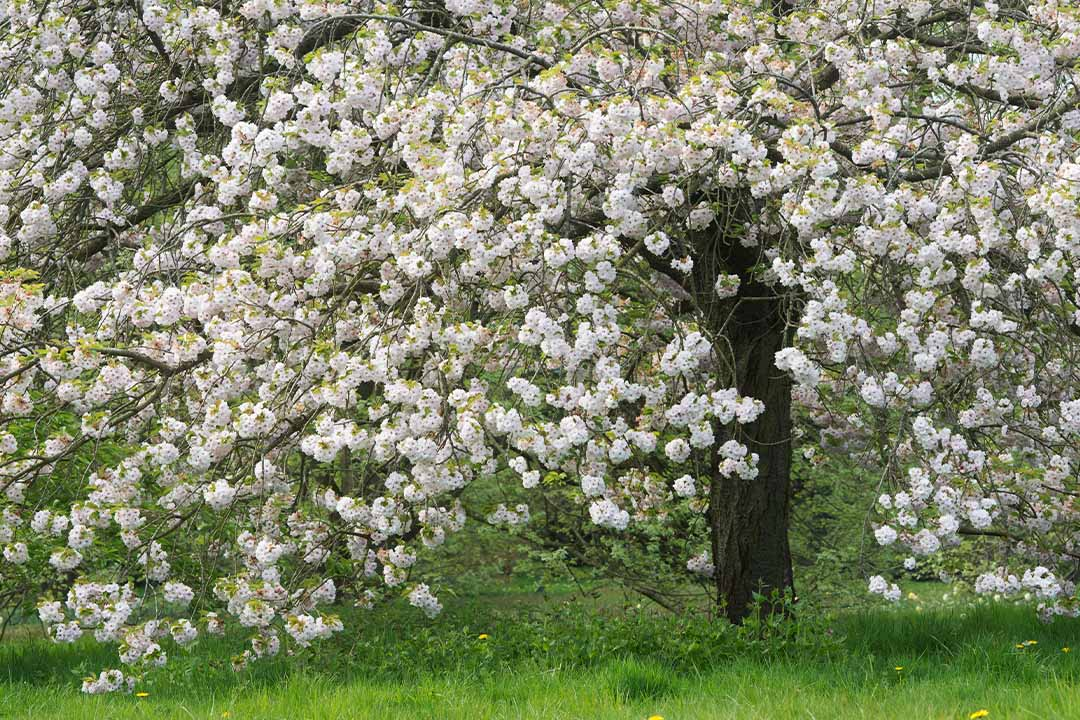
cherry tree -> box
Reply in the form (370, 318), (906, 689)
(2, 0), (1080, 691)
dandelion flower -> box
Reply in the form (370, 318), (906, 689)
(648, 716), (664, 720)
(1064, 647), (1071, 653)
(969, 711), (989, 719)
(894, 666), (904, 671)
(478, 633), (489, 640)
(135, 692), (149, 698)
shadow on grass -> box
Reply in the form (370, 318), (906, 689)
(3, 598), (1079, 700)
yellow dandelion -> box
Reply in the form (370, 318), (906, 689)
(894, 666), (904, 671)
(969, 710), (989, 719)
(135, 692), (149, 698)
(222, 713), (231, 719)
(1064, 647), (1071, 653)
(648, 716), (664, 720)
(1015, 643), (1026, 649)
(1025, 640), (1038, 646)
(478, 633), (490, 640)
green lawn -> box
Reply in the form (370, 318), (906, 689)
(2, 593), (1079, 719)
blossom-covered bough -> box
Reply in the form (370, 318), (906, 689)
(1, 0), (1080, 690)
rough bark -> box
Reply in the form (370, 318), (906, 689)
(708, 290), (795, 622)
(691, 210), (796, 623)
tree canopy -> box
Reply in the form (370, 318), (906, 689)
(2, 0), (1080, 692)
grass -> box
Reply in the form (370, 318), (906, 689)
(2, 591), (1080, 719)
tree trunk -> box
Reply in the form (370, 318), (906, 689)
(707, 286), (795, 622)
(687, 202), (796, 622)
